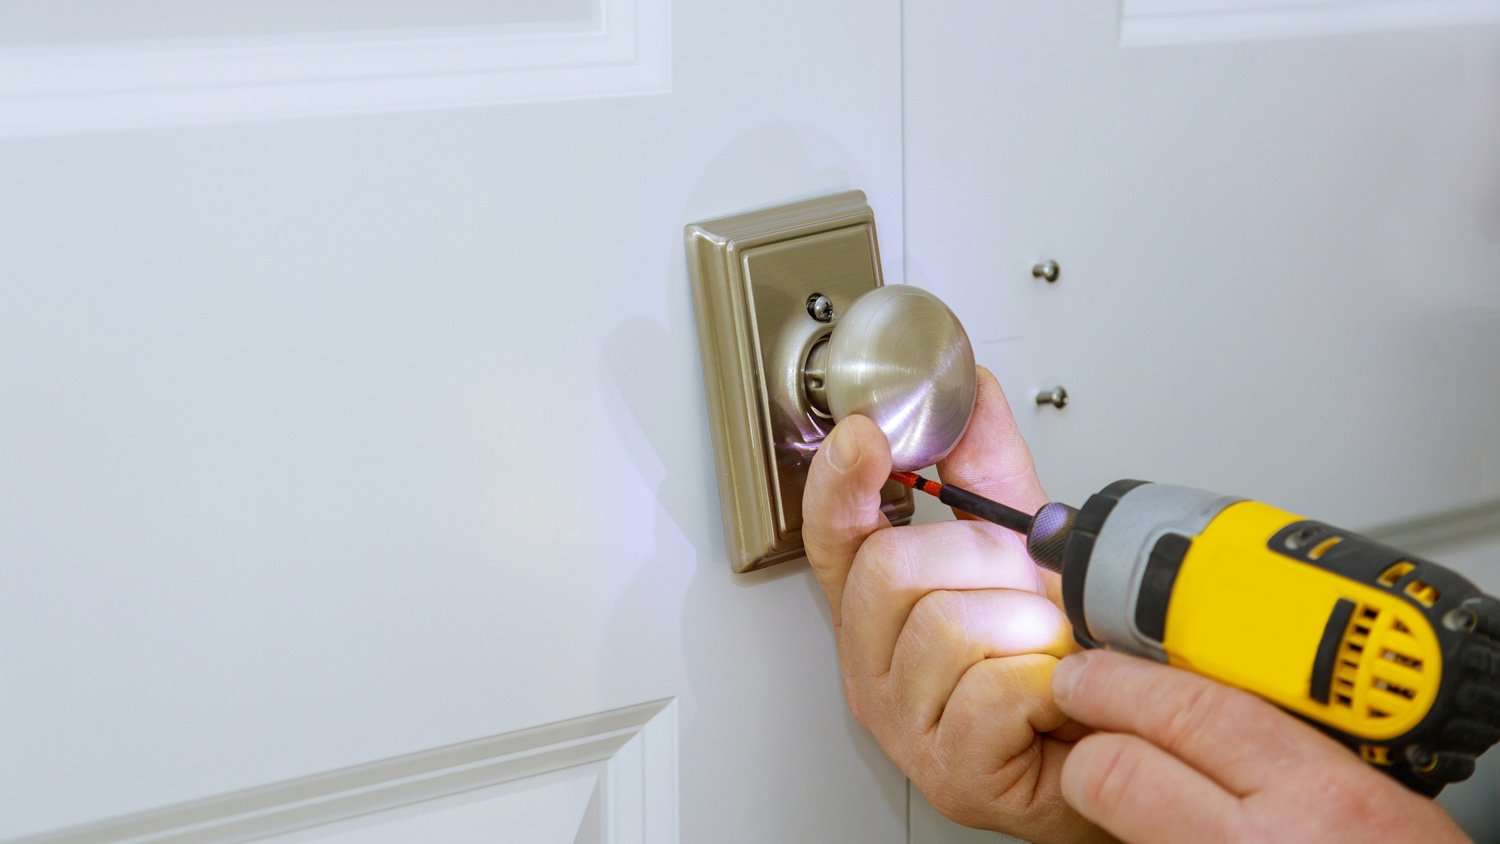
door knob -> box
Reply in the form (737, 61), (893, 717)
(803, 285), (977, 471)
(686, 191), (978, 572)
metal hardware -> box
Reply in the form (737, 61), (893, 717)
(818, 286), (976, 471)
(685, 192), (914, 573)
(806, 293), (835, 322)
(1036, 386), (1069, 408)
(1444, 607), (1478, 632)
(803, 337), (832, 419)
(1032, 260), (1060, 283)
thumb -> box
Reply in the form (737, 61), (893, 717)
(802, 414), (893, 625)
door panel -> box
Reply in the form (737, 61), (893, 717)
(0, 2), (907, 841)
(906, 1), (1500, 527)
(905, 2), (1500, 840)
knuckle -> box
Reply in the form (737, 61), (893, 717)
(1077, 735), (1137, 818)
(1158, 681), (1225, 751)
(851, 528), (914, 593)
(907, 590), (971, 648)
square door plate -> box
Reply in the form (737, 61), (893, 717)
(686, 191), (914, 573)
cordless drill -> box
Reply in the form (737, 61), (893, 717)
(893, 473), (1500, 795)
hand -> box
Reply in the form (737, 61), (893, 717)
(1052, 650), (1472, 843)
(802, 367), (1107, 842)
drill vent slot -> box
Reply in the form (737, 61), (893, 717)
(1382, 649), (1422, 670)
(1308, 536), (1344, 560)
(1378, 561), (1414, 587)
(1324, 601), (1428, 729)
(1404, 579), (1440, 608)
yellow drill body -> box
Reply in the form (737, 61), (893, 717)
(1169, 501), (1442, 746)
(1050, 480), (1500, 794)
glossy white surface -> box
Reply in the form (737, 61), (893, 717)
(0, 1), (907, 840)
(1122, 0), (1500, 45)
(906, 2), (1500, 529)
(0, 0), (670, 136)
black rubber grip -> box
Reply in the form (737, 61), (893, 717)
(1309, 598), (1356, 705)
(1134, 532), (1191, 644)
(1062, 480), (1149, 649)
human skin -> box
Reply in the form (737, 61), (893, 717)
(800, 367), (1471, 843)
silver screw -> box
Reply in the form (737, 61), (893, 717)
(1443, 607), (1478, 632)
(1036, 386), (1069, 408)
(806, 293), (835, 322)
(1032, 260), (1060, 283)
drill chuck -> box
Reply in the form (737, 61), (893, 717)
(1025, 501), (1077, 573)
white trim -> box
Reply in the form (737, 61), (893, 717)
(19, 699), (678, 843)
(1121, 0), (1500, 46)
(1368, 498), (1500, 555)
(0, 0), (671, 136)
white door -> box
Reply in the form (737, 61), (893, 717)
(904, 2), (1500, 841)
(8, 3), (1500, 843)
(0, 2), (911, 841)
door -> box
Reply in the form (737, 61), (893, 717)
(0, 2), (910, 841)
(904, 2), (1500, 840)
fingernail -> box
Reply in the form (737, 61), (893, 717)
(1052, 652), (1091, 701)
(824, 423), (861, 472)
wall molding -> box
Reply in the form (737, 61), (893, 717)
(18, 699), (677, 843)
(0, 0), (670, 136)
(1368, 497), (1500, 555)
(1121, 0), (1500, 47)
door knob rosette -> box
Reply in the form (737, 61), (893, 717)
(686, 191), (977, 572)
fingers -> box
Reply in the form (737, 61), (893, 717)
(888, 589), (1071, 729)
(937, 366), (1049, 516)
(802, 415), (894, 625)
(1061, 732), (1242, 844)
(838, 519), (1044, 678)
(933, 654), (1071, 782)
(1051, 651), (1350, 797)
(916, 655), (1096, 839)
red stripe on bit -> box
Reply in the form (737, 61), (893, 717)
(890, 471), (920, 488)
(890, 471), (942, 496)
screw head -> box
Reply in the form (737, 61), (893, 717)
(1443, 607), (1478, 632)
(1035, 386), (1069, 408)
(1032, 260), (1061, 283)
(807, 293), (835, 322)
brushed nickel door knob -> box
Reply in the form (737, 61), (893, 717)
(805, 285), (977, 471)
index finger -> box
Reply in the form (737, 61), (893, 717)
(1051, 650), (1360, 797)
(936, 366), (1060, 602)
(936, 366), (1049, 516)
